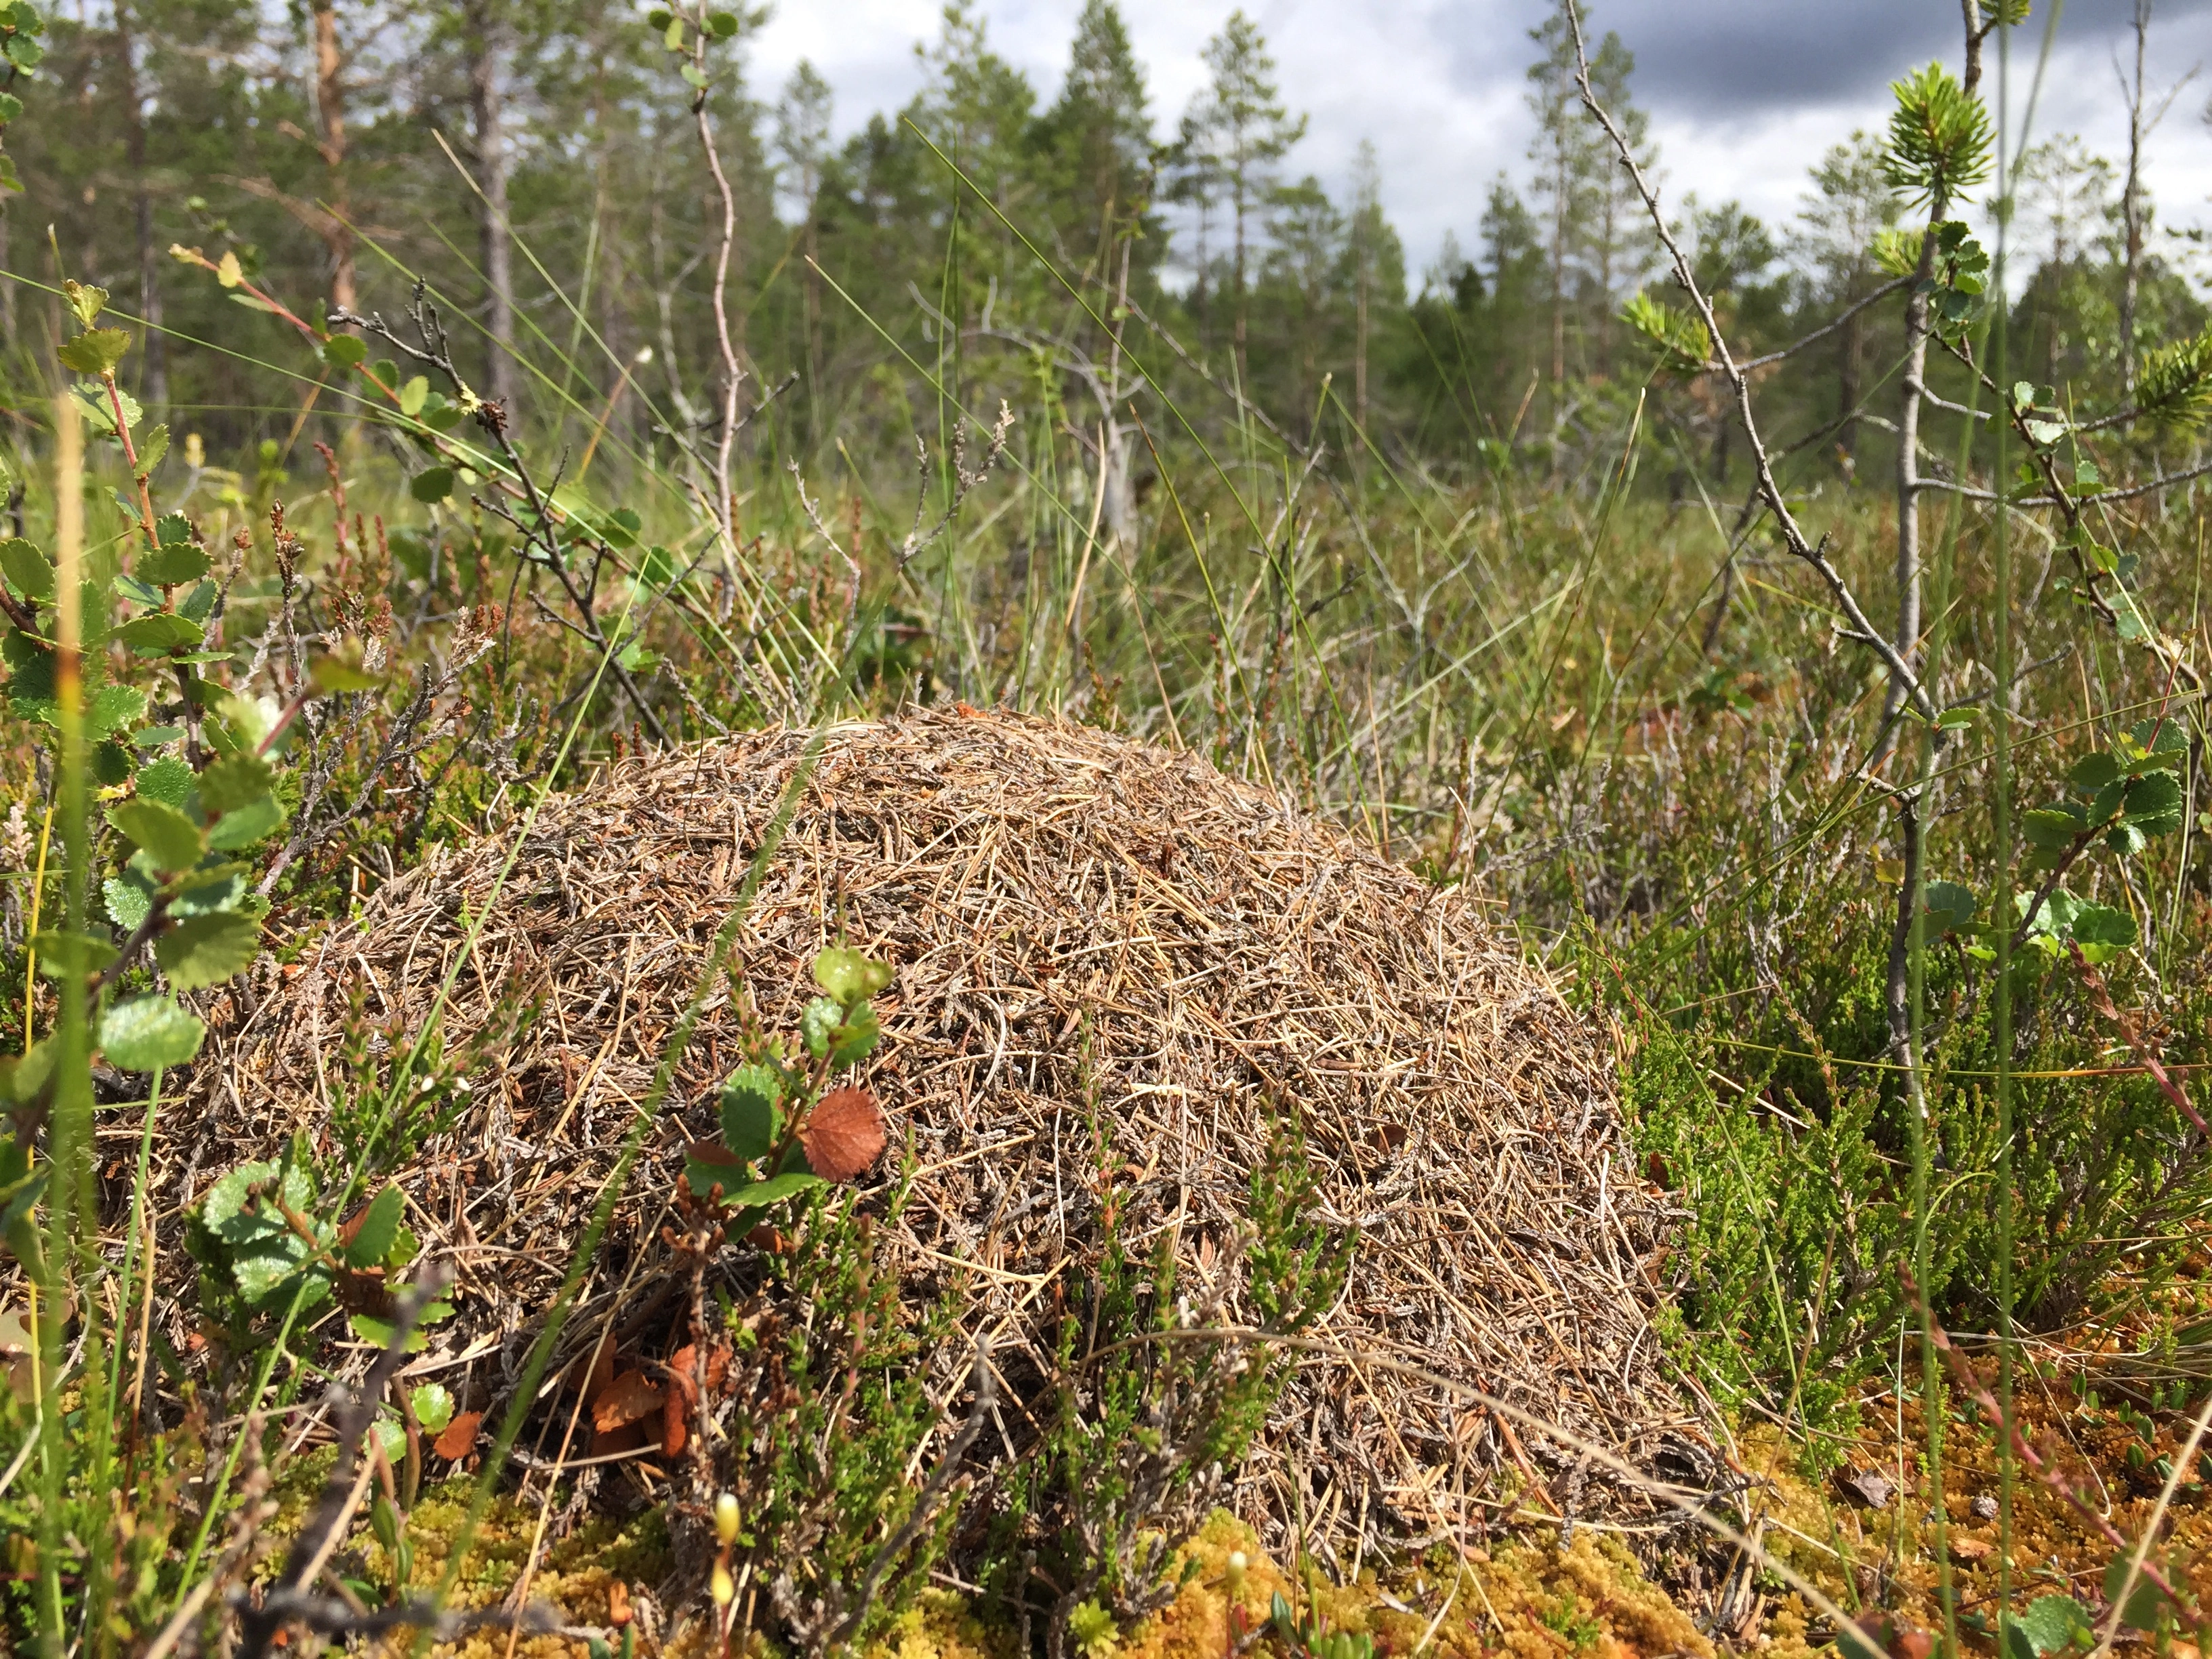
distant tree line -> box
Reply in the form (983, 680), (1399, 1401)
(0, 0), (2202, 493)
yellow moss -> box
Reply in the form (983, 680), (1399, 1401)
(861, 1589), (1019, 1659)
(1116, 1513), (1298, 1659)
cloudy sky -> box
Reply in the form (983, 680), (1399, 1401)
(747, 0), (2212, 287)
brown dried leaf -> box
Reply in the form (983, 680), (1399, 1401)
(583, 1336), (615, 1404)
(432, 1410), (483, 1460)
(801, 1085), (885, 1183)
(592, 1370), (664, 1433)
(607, 1583), (632, 1629)
(590, 1420), (648, 1458)
(1838, 1467), (1895, 1509)
(662, 1389), (687, 1458)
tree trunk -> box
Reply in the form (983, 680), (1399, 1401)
(1102, 230), (1136, 544)
(466, 0), (518, 413)
(117, 0), (166, 410)
(1837, 289), (1862, 459)
(2119, 0), (2150, 396)
(1355, 234), (1370, 429)
(1232, 171), (1248, 390)
(313, 3), (356, 315)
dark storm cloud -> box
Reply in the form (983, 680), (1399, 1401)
(1548, 0), (2212, 121)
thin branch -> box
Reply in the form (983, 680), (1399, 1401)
(1738, 275), (1914, 372)
(1563, 2), (1936, 722)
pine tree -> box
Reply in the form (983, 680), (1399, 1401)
(1044, 0), (1151, 274)
(1581, 27), (1654, 375)
(1187, 10), (1305, 388)
(1525, 1), (1650, 397)
(1267, 173), (1341, 434)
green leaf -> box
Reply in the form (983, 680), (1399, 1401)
(198, 752), (274, 813)
(0, 536), (52, 602)
(2121, 771), (2185, 836)
(2127, 716), (2187, 769)
(800, 996), (842, 1059)
(344, 1185), (404, 1268)
(199, 1159), (274, 1238)
(638, 545), (678, 587)
(723, 1172), (825, 1210)
(0, 91), (22, 123)
(104, 874), (152, 930)
(828, 1002), (882, 1067)
(349, 1313), (429, 1353)
(137, 424), (169, 475)
(1933, 707), (1977, 730)
(156, 909), (261, 989)
(58, 327), (130, 375)
(684, 1148), (744, 1200)
(114, 612), (205, 654)
(33, 930), (115, 977)
(708, 9), (739, 37)
(2068, 752), (2123, 792)
(87, 682), (147, 737)
(0, 1039), (54, 1105)
(718, 1063), (783, 1162)
(138, 541), (211, 588)
(409, 467), (455, 504)
(100, 994), (207, 1071)
(2102, 1555), (2175, 1631)
(201, 1158), (329, 1308)
(812, 945), (893, 1005)
(2002, 1595), (2091, 1659)
(322, 333), (367, 369)
(410, 1382), (455, 1435)
(600, 507), (642, 550)
(2021, 805), (2089, 852)
(169, 865), (245, 917)
(207, 794), (284, 851)
(3, 31), (43, 69)
(398, 375), (430, 417)
(2022, 418), (2068, 447)
(310, 644), (384, 693)
(108, 798), (205, 872)
(663, 14), (683, 48)
(2069, 903), (2138, 964)
(1923, 880), (1979, 935)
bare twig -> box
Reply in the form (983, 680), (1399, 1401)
(1738, 276), (1915, 372)
(1562, 3), (1936, 724)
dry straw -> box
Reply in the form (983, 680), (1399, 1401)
(166, 708), (1699, 1559)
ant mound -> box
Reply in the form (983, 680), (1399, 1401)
(178, 708), (1698, 1558)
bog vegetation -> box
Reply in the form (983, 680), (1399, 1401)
(0, 0), (2208, 1654)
